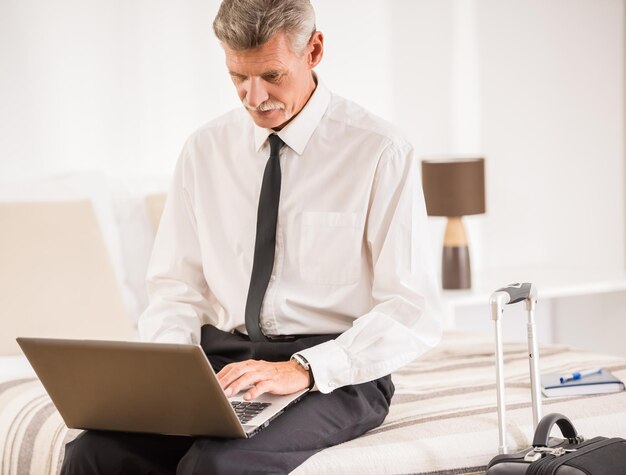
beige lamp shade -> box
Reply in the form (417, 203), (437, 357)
(421, 158), (485, 217)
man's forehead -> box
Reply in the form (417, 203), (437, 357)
(226, 52), (288, 73)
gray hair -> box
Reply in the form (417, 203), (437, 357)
(213, 0), (316, 54)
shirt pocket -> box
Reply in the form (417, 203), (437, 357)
(299, 211), (361, 285)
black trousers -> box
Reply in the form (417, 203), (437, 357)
(60, 325), (394, 475)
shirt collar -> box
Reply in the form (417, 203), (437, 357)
(253, 76), (331, 155)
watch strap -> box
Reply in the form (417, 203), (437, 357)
(291, 354), (314, 390)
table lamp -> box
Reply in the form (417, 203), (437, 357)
(421, 158), (485, 289)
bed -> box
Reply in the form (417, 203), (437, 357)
(2, 330), (626, 475)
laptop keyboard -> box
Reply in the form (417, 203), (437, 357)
(230, 401), (271, 424)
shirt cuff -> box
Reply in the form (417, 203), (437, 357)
(296, 340), (351, 394)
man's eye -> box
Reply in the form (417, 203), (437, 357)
(264, 74), (281, 83)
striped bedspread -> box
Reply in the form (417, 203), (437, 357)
(2, 331), (626, 474)
(0, 378), (80, 475)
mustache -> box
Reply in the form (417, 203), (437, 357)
(243, 99), (286, 112)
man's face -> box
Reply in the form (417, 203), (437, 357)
(224, 32), (319, 130)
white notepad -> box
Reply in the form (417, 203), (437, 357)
(541, 370), (625, 397)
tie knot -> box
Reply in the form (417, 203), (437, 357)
(268, 134), (284, 157)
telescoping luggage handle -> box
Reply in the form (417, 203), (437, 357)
(490, 282), (541, 455)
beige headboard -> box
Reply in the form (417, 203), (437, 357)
(144, 193), (167, 234)
(0, 200), (135, 356)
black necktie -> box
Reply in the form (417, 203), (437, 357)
(244, 134), (284, 342)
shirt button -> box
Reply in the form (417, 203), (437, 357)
(328, 381), (337, 388)
(270, 275), (276, 282)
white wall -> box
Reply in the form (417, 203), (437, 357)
(0, 1), (137, 178)
(1, 0), (624, 290)
(476, 0), (624, 273)
(0, 0), (236, 180)
(315, 0), (394, 121)
(553, 291), (626, 357)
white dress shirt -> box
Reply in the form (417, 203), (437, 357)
(138, 80), (443, 394)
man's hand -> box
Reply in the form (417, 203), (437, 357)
(217, 359), (310, 401)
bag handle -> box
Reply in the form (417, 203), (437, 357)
(532, 413), (580, 447)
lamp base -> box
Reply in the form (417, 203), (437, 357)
(441, 217), (471, 290)
(442, 245), (471, 289)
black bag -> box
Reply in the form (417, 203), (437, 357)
(486, 412), (626, 474)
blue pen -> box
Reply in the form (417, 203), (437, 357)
(559, 368), (603, 384)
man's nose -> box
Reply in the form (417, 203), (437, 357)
(245, 77), (269, 108)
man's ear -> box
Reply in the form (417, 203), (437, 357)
(307, 31), (324, 69)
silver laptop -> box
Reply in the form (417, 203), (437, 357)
(16, 337), (308, 438)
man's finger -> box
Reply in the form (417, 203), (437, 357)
(225, 369), (275, 397)
(217, 360), (256, 389)
(244, 380), (274, 400)
(217, 359), (252, 378)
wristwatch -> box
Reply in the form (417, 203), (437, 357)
(291, 353), (315, 390)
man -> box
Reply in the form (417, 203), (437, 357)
(61, 0), (441, 473)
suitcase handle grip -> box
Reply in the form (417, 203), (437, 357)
(532, 413), (579, 447)
(494, 282), (536, 305)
